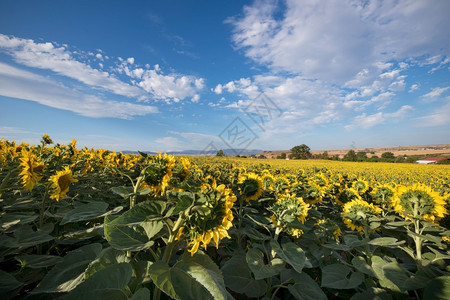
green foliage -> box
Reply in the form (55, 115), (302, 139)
(290, 144), (312, 159)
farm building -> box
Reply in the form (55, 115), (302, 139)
(415, 157), (449, 164)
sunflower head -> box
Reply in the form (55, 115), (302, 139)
(19, 149), (45, 191)
(351, 178), (370, 195)
(315, 218), (342, 242)
(49, 166), (78, 201)
(273, 176), (290, 195)
(302, 181), (325, 205)
(342, 199), (382, 233)
(371, 184), (395, 207)
(392, 183), (448, 224)
(144, 153), (176, 196)
(176, 184), (236, 255)
(336, 188), (362, 206)
(238, 172), (264, 201)
(41, 134), (53, 145)
(262, 173), (275, 190)
(270, 193), (310, 237)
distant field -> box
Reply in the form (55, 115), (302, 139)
(261, 144), (450, 159)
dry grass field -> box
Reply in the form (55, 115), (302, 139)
(261, 144), (450, 159)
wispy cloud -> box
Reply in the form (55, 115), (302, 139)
(345, 105), (413, 130)
(0, 63), (158, 119)
(229, 0), (450, 82)
(415, 101), (450, 127)
(0, 34), (205, 103)
(422, 86), (450, 100)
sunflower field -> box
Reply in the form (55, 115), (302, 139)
(1, 135), (450, 299)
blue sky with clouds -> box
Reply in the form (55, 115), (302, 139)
(0, 0), (449, 152)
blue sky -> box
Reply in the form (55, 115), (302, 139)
(0, 0), (449, 152)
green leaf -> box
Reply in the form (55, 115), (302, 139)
(0, 213), (38, 230)
(423, 276), (450, 300)
(110, 186), (133, 199)
(148, 260), (180, 300)
(32, 243), (102, 294)
(321, 263), (364, 289)
(344, 235), (369, 248)
(0, 269), (23, 297)
(221, 254), (267, 298)
(351, 256), (376, 277)
(350, 288), (393, 300)
(149, 253), (228, 300)
(13, 225), (54, 249)
(246, 248), (284, 280)
(131, 287), (151, 300)
(241, 226), (271, 241)
(66, 262), (132, 300)
(368, 237), (405, 247)
(85, 247), (127, 278)
(60, 201), (109, 225)
(166, 191), (195, 217)
(104, 215), (159, 251)
(371, 256), (429, 292)
(15, 255), (62, 269)
(270, 240), (305, 273)
(289, 272), (327, 300)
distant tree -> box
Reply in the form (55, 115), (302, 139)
(290, 144), (312, 159)
(381, 152), (395, 159)
(343, 150), (357, 161)
(277, 152), (287, 159)
(258, 154), (266, 159)
(356, 151), (367, 159)
(321, 151), (329, 159)
(216, 149), (225, 157)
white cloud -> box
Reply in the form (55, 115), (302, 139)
(409, 84), (419, 92)
(345, 105), (412, 130)
(422, 87), (450, 99)
(0, 63), (158, 119)
(230, 0), (450, 82)
(213, 84), (223, 94)
(415, 101), (450, 127)
(0, 34), (144, 99)
(0, 34), (205, 103)
(137, 68), (205, 103)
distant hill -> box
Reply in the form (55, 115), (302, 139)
(122, 148), (264, 156)
(260, 144), (450, 159)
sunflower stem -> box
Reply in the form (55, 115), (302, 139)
(412, 199), (423, 270)
(153, 213), (185, 300)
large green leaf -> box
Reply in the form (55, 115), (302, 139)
(66, 262), (132, 300)
(0, 213), (38, 230)
(351, 256), (376, 277)
(221, 253), (267, 298)
(0, 270), (23, 297)
(104, 215), (162, 251)
(60, 201), (109, 225)
(31, 243), (102, 294)
(368, 237), (405, 247)
(423, 276), (450, 300)
(288, 272), (327, 300)
(149, 253), (228, 300)
(85, 247), (127, 278)
(13, 225), (54, 249)
(246, 248), (284, 280)
(15, 255), (62, 269)
(148, 260), (180, 300)
(371, 256), (429, 292)
(270, 240), (305, 273)
(321, 263), (364, 289)
(131, 287), (151, 300)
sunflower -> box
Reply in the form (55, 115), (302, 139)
(19, 149), (45, 191)
(302, 181), (325, 205)
(143, 153), (176, 196)
(336, 188), (362, 206)
(176, 183), (237, 255)
(49, 166), (78, 201)
(273, 176), (290, 195)
(262, 173), (275, 190)
(351, 178), (370, 195)
(371, 184), (395, 207)
(315, 218), (342, 241)
(238, 172), (264, 201)
(342, 198), (382, 233)
(270, 193), (310, 238)
(41, 134), (53, 145)
(392, 183), (448, 224)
